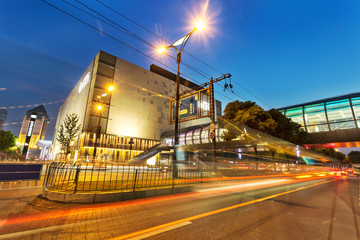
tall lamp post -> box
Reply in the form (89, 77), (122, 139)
(157, 21), (204, 177)
(93, 85), (114, 159)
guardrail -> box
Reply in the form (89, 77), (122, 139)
(44, 162), (218, 193)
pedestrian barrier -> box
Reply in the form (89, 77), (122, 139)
(44, 162), (218, 193)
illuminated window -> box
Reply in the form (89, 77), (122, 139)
(326, 99), (356, 130)
(201, 127), (209, 144)
(304, 103), (329, 132)
(285, 107), (304, 126)
(186, 131), (193, 145)
(193, 129), (201, 144)
(179, 133), (186, 146)
(351, 97), (360, 120)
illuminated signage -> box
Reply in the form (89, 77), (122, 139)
(170, 88), (211, 123)
(78, 72), (91, 93)
(26, 118), (36, 137)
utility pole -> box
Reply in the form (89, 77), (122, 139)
(209, 77), (216, 169)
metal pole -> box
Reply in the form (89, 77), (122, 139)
(93, 107), (103, 158)
(173, 52), (181, 179)
(210, 78), (216, 170)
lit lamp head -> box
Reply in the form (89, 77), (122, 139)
(97, 105), (102, 110)
(108, 85), (114, 92)
(194, 20), (205, 31)
(157, 46), (167, 54)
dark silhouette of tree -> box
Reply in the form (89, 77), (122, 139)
(314, 148), (347, 163)
(347, 151), (360, 164)
(268, 109), (308, 145)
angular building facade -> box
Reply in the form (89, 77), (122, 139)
(278, 92), (360, 148)
(52, 50), (221, 161)
(18, 105), (50, 158)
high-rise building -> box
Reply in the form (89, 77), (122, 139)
(0, 109), (7, 130)
(18, 105), (49, 158)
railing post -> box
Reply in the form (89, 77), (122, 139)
(74, 164), (81, 193)
(133, 169), (138, 192)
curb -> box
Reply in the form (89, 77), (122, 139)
(42, 186), (193, 203)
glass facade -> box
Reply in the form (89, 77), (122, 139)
(281, 95), (360, 133)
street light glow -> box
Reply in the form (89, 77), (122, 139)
(108, 85), (114, 92)
(194, 20), (205, 31)
(97, 105), (102, 110)
(157, 46), (166, 54)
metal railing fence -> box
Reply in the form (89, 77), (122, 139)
(44, 162), (218, 193)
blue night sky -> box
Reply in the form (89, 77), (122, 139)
(0, 0), (359, 141)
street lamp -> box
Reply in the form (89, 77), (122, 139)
(157, 21), (205, 177)
(93, 85), (114, 159)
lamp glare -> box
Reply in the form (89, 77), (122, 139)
(157, 47), (166, 54)
(195, 20), (205, 31)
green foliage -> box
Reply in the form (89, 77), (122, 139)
(0, 130), (17, 152)
(222, 101), (308, 145)
(347, 151), (360, 164)
(56, 113), (81, 154)
(223, 100), (256, 120)
(268, 109), (309, 145)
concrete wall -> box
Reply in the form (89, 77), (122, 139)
(52, 60), (94, 152)
(107, 57), (191, 140)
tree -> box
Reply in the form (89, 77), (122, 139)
(268, 109), (308, 145)
(0, 130), (17, 152)
(314, 148), (347, 163)
(223, 101), (276, 136)
(223, 100), (256, 120)
(222, 100), (308, 145)
(347, 151), (360, 164)
(56, 113), (81, 154)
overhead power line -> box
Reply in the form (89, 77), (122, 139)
(41, 0), (238, 103)
(94, 0), (271, 107)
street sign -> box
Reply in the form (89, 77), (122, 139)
(170, 88), (210, 123)
(209, 123), (215, 132)
(210, 131), (215, 140)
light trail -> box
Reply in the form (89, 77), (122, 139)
(0, 174), (332, 227)
(110, 179), (337, 240)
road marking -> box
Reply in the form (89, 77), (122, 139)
(0, 222), (71, 240)
(110, 179), (336, 240)
(126, 221), (192, 240)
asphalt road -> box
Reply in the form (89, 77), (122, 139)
(0, 175), (359, 240)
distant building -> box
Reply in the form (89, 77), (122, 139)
(0, 109), (7, 130)
(278, 92), (360, 148)
(52, 50), (221, 162)
(18, 105), (50, 158)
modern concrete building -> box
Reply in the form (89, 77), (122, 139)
(52, 50), (221, 162)
(0, 109), (7, 130)
(278, 92), (360, 148)
(18, 105), (49, 158)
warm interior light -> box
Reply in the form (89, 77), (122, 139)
(97, 105), (102, 110)
(108, 85), (114, 92)
(157, 47), (166, 54)
(194, 20), (205, 31)
(97, 95), (101, 99)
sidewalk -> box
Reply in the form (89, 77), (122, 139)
(0, 188), (43, 218)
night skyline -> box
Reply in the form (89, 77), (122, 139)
(0, 0), (359, 140)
